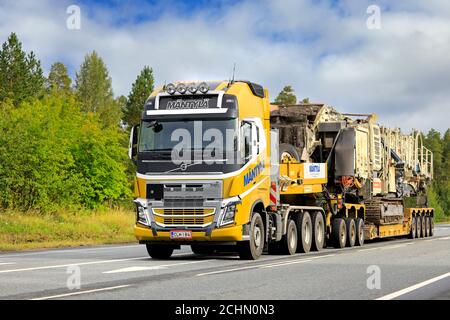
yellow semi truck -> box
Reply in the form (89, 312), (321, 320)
(129, 80), (434, 260)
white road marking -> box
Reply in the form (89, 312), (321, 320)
(0, 256), (149, 274)
(358, 247), (381, 252)
(103, 266), (166, 273)
(0, 244), (142, 257)
(103, 260), (208, 274)
(30, 285), (131, 300)
(379, 243), (413, 250)
(196, 254), (335, 276)
(0, 262), (16, 266)
(260, 259), (313, 269)
(376, 272), (450, 300)
(439, 236), (450, 240)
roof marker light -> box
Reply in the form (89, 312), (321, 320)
(188, 83), (198, 94)
(166, 83), (176, 95)
(177, 83), (187, 94)
(198, 82), (209, 94)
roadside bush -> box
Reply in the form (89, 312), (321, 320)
(0, 93), (130, 211)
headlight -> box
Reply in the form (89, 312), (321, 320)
(134, 199), (149, 226)
(198, 82), (209, 94)
(176, 83), (187, 94)
(137, 206), (149, 225)
(166, 83), (176, 95)
(220, 203), (238, 226)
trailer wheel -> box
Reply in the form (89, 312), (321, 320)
(146, 244), (174, 259)
(296, 211), (312, 253)
(429, 216), (434, 237)
(409, 217), (417, 239)
(420, 216), (426, 238)
(191, 245), (216, 255)
(415, 216), (421, 238)
(355, 218), (365, 246)
(238, 212), (264, 260)
(424, 216), (430, 237)
(345, 218), (356, 247)
(279, 143), (300, 162)
(331, 218), (347, 249)
(281, 219), (298, 255)
(311, 212), (325, 251)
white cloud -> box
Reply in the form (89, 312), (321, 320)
(0, 0), (449, 133)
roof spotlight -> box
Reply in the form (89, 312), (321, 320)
(188, 83), (198, 94)
(177, 83), (187, 94)
(166, 83), (176, 95)
(198, 82), (209, 94)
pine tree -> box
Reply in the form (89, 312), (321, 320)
(274, 85), (297, 105)
(0, 33), (44, 106)
(75, 51), (120, 127)
(301, 97), (310, 103)
(123, 66), (154, 127)
(47, 62), (72, 94)
(424, 129), (443, 180)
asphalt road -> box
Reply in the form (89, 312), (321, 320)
(1, 225), (449, 300)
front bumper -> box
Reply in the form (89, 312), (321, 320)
(135, 224), (244, 242)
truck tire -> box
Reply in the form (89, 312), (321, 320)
(345, 218), (356, 247)
(238, 212), (265, 260)
(296, 211), (312, 253)
(331, 218), (347, 249)
(409, 217), (417, 239)
(429, 216), (434, 237)
(284, 219), (298, 255)
(416, 216), (422, 238)
(420, 216), (425, 238)
(146, 244), (174, 259)
(279, 143), (300, 162)
(191, 245), (216, 255)
(355, 218), (365, 246)
(311, 212), (325, 251)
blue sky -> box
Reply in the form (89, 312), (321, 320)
(0, 0), (449, 132)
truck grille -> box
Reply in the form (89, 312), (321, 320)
(152, 208), (215, 227)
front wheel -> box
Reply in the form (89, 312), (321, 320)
(238, 212), (265, 260)
(146, 244), (174, 259)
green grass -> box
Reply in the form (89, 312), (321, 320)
(0, 209), (136, 251)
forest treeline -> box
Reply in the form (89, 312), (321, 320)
(0, 33), (153, 211)
(0, 33), (448, 219)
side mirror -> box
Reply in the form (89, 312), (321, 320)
(128, 125), (139, 160)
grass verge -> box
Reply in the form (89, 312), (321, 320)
(0, 209), (136, 252)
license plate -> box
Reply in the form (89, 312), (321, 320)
(170, 230), (192, 239)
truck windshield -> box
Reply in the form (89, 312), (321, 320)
(139, 119), (237, 153)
